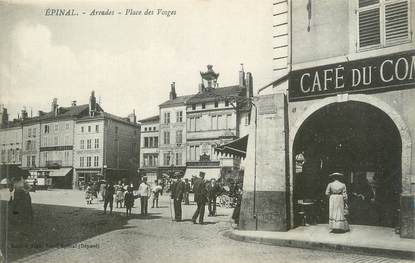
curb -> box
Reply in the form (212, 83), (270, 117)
(225, 230), (415, 260)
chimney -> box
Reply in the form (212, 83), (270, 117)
(89, 91), (97, 116)
(51, 98), (58, 116)
(128, 109), (137, 124)
(246, 72), (253, 98)
(0, 105), (8, 126)
(239, 64), (246, 88)
(169, 82), (177, 100)
(71, 100), (77, 107)
(21, 108), (28, 120)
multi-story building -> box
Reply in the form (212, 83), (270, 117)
(73, 93), (140, 189)
(184, 65), (253, 180)
(158, 83), (191, 178)
(138, 115), (160, 186)
(239, 0), (415, 240)
(0, 106), (22, 166)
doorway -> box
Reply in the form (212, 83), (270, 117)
(293, 101), (402, 228)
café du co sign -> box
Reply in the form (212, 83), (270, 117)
(288, 50), (415, 101)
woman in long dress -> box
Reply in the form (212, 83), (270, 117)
(325, 173), (349, 232)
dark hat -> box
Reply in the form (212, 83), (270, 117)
(199, 171), (206, 177)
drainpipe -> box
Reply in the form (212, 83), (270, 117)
(251, 101), (258, 230)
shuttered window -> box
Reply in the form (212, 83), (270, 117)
(357, 0), (410, 50)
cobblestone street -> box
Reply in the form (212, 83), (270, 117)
(1, 189), (412, 263)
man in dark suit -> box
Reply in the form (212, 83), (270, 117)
(183, 179), (191, 205)
(171, 176), (185, 221)
(192, 172), (207, 224)
(206, 178), (221, 216)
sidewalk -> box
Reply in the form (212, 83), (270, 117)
(227, 224), (415, 260)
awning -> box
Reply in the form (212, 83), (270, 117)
(49, 168), (72, 177)
(214, 135), (248, 159)
(183, 168), (221, 181)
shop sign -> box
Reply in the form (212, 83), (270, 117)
(289, 50), (415, 101)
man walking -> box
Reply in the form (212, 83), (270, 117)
(183, 178), (191, 205)
(138, 177), (151, 215)
(192, 172), (207, 224)
(103, 182), (115, 215)
(171, 176), (185, 221)
(152, 180), (163, 208)
(207, 178), (221, 216)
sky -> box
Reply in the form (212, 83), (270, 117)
(0, 0), (274, 120)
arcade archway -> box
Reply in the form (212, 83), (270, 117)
(293, 101), (402, 227)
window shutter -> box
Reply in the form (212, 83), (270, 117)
(359, 0), (379, 8)
(359, 8), (381, 47)
(385, 1), (409, 44)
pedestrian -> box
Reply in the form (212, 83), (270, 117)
(151, 180), (162, 208)
(325, 172), (349, 233)
(192, 172), (207, 224)
(32, 178), (37, 192)
(85, 184), (94, 205)
(206, 178), (221, 216)
(104, 182), (115, 215)
(99, 181), (106, 202)
(124, 186), (135, 217)
(183, 178), (191, 205)
(232, 183), (243, 227)
(115, 181), (125, 208)
(138, 177), (151, 215)
(171, 176), (185, 221)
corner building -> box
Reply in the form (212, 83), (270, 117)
(240, 0), (415, 239)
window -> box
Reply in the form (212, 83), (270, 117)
(26, 156), (31, 167)
(94, 139), (99, 149)
(164, 112), (170, 124)
(80, 140), (85, 149)
(95, 125), (99, 133)
(66, 123), (70, 130)
(154, 137), (158, 147)
(86, 156), (92, 167)
(32, 128), (36, 137)
(115, 126), (118, 135)
(176, 130), (182, 144)
(88, 126), (91, 132)
(31, 156), (36, 167)
(144, 137), (149, 148)
(163, 131), (170, 145)
(214, 101), (218, 108)
(225, 100), (229, 107)
(28, 128), (32, 137)
(65, 135), (69, 145)
(43, 136), (47, 147)
(211, 115), (218, 130)
(54, 124), (59, 131)
(202, 103), (206, 109)
(218, 115), (224, 129)
(26, 140), (31, 151)
(64, 151), (69, 163)
(175, 153), (182, 166)
(189, 145), (200, 161)
(192, 104), (196, 110)
(81, 126), (84, 133)
(226, 114), (232, 129)
(357, 0), (410, 49)
(144, 127), (148, 131)
(94, 156), (99, 166)
(87, 139), (92, 149)
(176, 111), (183, 122)
(80, 157), (84, 167)
(44, 125), (49, 133)
(163, 153), (171, 166)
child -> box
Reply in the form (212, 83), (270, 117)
(124, 186), (135, 217)
(85, 185), (94, 205)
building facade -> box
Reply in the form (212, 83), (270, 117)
(138, 115), (160, 186)
(240, 0), (415, 239)
(158, 83), (190, 178)
(0, 106), (22, 166)
(184, 65), (253, 180)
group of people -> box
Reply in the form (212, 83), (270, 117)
(169, 172), (223, 224)
(84, 177), (164, 217)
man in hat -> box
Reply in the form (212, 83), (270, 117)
(171, 176), (185, 221)
(192, 172), (207, 224)
(138, 177), (151, 215)
(183, 178), (191, 205)
(206, 178), (221, 216)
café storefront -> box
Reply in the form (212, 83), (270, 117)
(239, 50), (415, 238)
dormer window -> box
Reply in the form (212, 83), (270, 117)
(192, 104), (196, 110)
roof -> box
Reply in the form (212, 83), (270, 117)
(186, 85), (243, 104)
(138, 115), (160, 123)
(37, 104), (90, 122)
(159, 95), (193, 108)
(77, 112), (139, 127)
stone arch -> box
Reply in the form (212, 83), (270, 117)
(289, 94), (412, 197)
